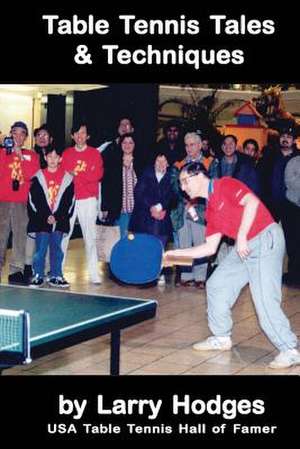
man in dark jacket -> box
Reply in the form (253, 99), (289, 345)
(258, 126), (299, 221)
(220, 134), (261, 196)
(27, 146), (75, 288)
(154, 120), (186, 166)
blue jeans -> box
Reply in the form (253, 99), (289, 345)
(33, 232), (64, 278)
(115, 213), (132, 239)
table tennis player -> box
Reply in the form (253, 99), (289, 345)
(164, 161), (300, 369)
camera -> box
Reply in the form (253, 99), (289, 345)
(12, 179), (20, 191)
(3, 136), (14, 155)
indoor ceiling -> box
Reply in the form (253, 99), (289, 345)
(0, 84), (107, 96)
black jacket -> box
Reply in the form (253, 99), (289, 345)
(257, 146), (299, 220)
(27, 170), (75, 234)
(220, 152), (261, 197)
(101, 145), (142, 223)
(129, 166), (175, 238)
(153, 139), (186, 166)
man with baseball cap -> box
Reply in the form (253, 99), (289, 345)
(0, 121), (39, 284)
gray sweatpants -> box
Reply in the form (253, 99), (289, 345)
(0, 202), (28, 275)
(206, 223), (298, 352)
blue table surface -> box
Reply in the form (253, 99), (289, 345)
(0, 286), (157, 346)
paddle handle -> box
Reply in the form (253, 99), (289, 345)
(162, 255), (193, 267)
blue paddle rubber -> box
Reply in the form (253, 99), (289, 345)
(110, 233), (164, 284)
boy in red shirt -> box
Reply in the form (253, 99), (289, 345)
(165, 161), (300, 369)
(27, 146), (74, 287)
(61, 123), (103, 284)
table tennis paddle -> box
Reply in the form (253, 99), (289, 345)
(110, 233), (193, 285)
(110, 233), (163, 284)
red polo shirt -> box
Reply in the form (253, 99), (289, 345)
(205, 177), (274, 240)
(61, 146), (103, 200)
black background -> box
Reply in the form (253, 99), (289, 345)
(1, 4), (298, 83)
(1, 375), (298, 442)
(0, 3), (299, 442)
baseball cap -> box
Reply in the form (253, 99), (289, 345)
(10, 121), (28, 135)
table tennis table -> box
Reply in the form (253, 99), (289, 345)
(0, 285), (157, 375)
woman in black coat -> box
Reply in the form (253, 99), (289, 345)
(129, 154), (175, 247)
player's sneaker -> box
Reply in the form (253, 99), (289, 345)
(193, 336), (232, 351)
(269, 349), (300, 369)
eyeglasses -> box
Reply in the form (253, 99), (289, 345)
(180, 173), (198, 186)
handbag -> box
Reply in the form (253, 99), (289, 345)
(95, 221), (121, 262)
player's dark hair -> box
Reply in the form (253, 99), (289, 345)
(180, 161), (210, 178)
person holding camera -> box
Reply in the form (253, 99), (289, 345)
(0, 121), (39, 284)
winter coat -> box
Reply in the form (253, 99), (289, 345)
(129, 166), (175, 238)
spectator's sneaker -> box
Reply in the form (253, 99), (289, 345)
(193, 336), (232, 351)
(23, 265), (33, 284)
(29, 275), (44, 288)
(269, 349), (300, 369)
(48, 276), (70, 288)
(282, 273), (300, 288)
(90, 276), (102, 285)
(180, 280), (195, 287)
(157, 274), (166, 286)
(194, 281), (206, 289)
(8, 271), (27, 285)
(174, 267), (181, 287)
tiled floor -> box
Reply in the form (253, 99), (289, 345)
(2, 238), (300, 375)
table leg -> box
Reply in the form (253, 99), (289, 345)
(110, 330), (120, 376)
